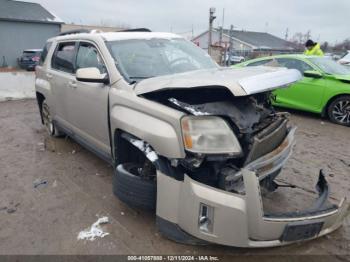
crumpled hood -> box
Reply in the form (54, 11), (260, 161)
(134, 67), (302, 96)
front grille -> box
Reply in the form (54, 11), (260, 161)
(244, 118), (288, 164)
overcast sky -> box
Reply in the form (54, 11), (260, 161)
(29, 0), (349, 44)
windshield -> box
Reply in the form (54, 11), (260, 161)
(107, 38), (217, 82)
(309, 57), (350, 75)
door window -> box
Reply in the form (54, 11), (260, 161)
(276, 58), (313, 73)
(76, 42), (106, 74)
(51, 42), (76, 73)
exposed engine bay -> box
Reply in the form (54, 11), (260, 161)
(142, 87), (291, 194)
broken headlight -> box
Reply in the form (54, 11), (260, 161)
(181, 116), (242, 155)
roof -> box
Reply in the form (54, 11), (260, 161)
(0, 0), (63, 24)
(194, 28), (295, 51)
(52, 31), (183, 42)
(23, 49), (42, 52)
(101, 32), (182, 41)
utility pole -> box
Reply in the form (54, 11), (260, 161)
(228, 24), (234, 66)
(208, 7), (216, 56)
(219, 26), (223, 46)
(285, 28), (289, 40)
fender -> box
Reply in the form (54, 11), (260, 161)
(110, 104), (186, 159)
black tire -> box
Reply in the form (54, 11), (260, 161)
(327, 95), (350, 126)
(41, 100), (64, 137)
(113, 163), (156, 210)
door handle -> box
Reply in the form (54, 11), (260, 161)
(68, 81), (77, 88)
(46, 73), (53, 79)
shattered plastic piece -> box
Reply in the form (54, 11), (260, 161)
(33, 179), (48, 188)
(78, 217), (110, 241)
(169, 98), (210, 116)
(72, 150), (76, 154)
(7, 207), (16, 214)
(128, 138), (158, 162)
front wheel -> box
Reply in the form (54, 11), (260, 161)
(327, 96), (350, 126)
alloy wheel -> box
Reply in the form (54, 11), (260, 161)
(332, 100), (350, 125)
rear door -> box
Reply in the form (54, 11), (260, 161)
(65, 41), (111, 160)
(48, 41), (77, 129)
(273, 58), (326, 112)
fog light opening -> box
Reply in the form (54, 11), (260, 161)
(199, 203), (214, 233)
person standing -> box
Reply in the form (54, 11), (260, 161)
(304, 39), (324, 56)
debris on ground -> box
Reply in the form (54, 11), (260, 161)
(71, 150), (76, 154)
(33, 179), (48, 189)
(1, 202), (20, 214)
(52, 180), (57, 188)
(77, 217), (110, 241)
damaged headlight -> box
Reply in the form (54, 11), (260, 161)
(181, 116), (242, 154)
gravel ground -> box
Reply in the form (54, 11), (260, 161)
(0, 99), (349, 258)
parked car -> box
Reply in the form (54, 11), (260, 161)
(18, 49), (42, 71)
(338, 51), (350, 67)
(35, 30), (349, 247)
(236, 55), (350, 126)
(223, 53), (245, 65)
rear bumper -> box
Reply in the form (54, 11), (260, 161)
(156, 127), (350, 247)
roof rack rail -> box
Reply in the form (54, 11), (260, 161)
(59, 29), (91, 36)
(118, 28), (152, 32)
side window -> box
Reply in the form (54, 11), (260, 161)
(246, 59), (273, 67)
(76, 42), (106, 74)
(51, 42), (76, 73)
(39, 42), (52, 65)
(276, 58), (313, 73)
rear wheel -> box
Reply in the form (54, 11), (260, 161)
(327, 95), (350, 126)
(41, 100), (64, 136)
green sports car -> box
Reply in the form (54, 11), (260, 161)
(236, 55), (350, 126)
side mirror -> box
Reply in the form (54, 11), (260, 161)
(304, 70), (323, 79)
(76, 67), (109, 84)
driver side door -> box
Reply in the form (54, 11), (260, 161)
(66, 41), (111, 162)
(273, 58), (327, 113)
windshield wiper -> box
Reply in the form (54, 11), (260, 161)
(128, 76), (154, 85)
(129, 76), (153, 79)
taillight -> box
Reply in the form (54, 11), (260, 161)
(32, 56), (40, 62)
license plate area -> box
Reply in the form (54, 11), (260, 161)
(280, 221), (324, 242)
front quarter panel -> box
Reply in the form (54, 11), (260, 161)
(109, 87), (186, 159)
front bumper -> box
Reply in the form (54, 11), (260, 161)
(156, 127), (350, 247)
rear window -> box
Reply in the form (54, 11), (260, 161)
(51, 42), (76, 73)
(39, 42), (52, 65)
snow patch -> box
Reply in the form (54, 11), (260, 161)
(77, 217), (110, 241)
(0, 72), (35, 101)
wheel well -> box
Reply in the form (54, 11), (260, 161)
(36, 92), (45, 124)
(114, 130), (148, 166)
(323, 94), (350, 117)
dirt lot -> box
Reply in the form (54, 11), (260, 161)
(0, 99), (349, 257)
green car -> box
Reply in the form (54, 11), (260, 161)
(236, 55), (350, 126)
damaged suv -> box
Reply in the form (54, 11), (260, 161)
(35, 29), (349, 247)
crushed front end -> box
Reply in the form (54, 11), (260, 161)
(142, 87), (349, 247)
